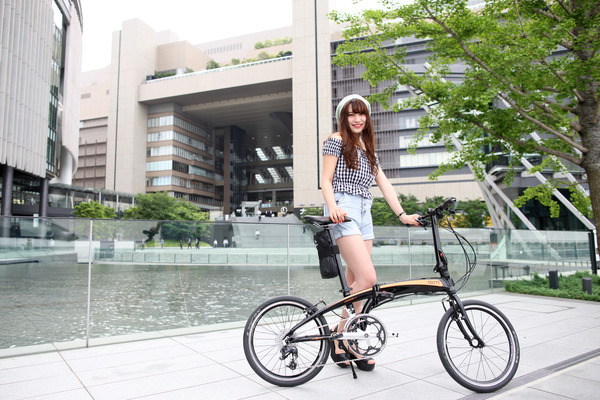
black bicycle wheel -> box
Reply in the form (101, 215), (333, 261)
(243, 296), (330, 387)
(437, 300), (520, 393)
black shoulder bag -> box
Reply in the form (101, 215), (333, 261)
(313, 230), (340, 279)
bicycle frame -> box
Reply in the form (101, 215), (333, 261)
(245, 198), (518, 391)
(291, 199), (484, 347)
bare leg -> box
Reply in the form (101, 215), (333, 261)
(334, 235), (375, 365)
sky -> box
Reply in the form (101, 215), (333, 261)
(80, 0), (293, 71)
(80, 0), (385, 72)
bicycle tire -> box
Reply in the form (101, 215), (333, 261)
(437, 299), (520, 393)
(243, 296), (330, 387)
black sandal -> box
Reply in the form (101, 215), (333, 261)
(338, 338), (376, 372)
(330, 327), (351, 368)
(353, 356), (376, 371)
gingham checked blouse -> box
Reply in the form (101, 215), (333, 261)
(322, 137), (380, 200)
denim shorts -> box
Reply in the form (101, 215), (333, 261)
(324, 192), (374, 240)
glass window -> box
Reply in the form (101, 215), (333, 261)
(399, 151), (452, 168)
(399, 134), (444, 149)
(146, 160), (172, 171)
(147, 130), (212, 154)
(398, 115), (419, 130)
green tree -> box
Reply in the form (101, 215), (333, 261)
(206, 60), (220, 70)
(124, 192), (210, 243)
(73, 201), (116, 219)
(72, 201), (117, 240)
(331, 1), (599, 239)
(124, 192), (207, 221)
(455, 199), (490, 228)
(257, 51), (271, 61)
(371, 197), (395, 225)
(371, 194), (420, 225)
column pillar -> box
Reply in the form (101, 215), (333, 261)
(223, 127), (231, 215)
(1, 166), (14, 239)
(39, 178), (49, 217)
(1, 166), (14, 217)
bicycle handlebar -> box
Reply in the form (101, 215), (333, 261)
(305, 197), (457, 228)
(415, 197), (457, 227)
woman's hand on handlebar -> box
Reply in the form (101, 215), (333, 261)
(328, 206), (347, 224)
(400, 213), (421, 227)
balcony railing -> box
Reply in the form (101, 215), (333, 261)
(144, 56), (293, 84)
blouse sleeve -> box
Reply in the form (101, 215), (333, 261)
(322, 137), (342, 157)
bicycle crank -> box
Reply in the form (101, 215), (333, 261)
(342, 314), (387, 357)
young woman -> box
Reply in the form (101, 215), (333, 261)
(322, 94), (420, 371)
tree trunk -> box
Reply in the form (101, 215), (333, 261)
(574, 26), (599, 268)
(582, 167), (600, 266)
(579, 103), (600, 266)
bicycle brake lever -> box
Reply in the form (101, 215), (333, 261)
(415, 217), (429, 228)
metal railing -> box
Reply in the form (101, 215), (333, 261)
(0, 216), (593, 354)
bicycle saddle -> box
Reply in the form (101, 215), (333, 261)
(304, 215), (351, 227)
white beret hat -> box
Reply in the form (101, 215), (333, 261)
(335, 94), (371, 122)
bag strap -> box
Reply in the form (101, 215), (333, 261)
(317, 244), (340, 258)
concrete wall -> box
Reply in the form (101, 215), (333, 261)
(292, 0), (333, 208)
(156, 41), (211, 73)
(105, 19), (157, 194)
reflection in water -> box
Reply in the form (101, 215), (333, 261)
(0, 262), (491, 349)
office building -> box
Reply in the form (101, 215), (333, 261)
(1, 0), (83, 217)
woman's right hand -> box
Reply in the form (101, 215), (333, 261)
(329, 206), (347, 224)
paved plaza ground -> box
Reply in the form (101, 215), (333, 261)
(0, 292), (599, 399)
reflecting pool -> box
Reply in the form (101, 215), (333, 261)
(0, 261), (492, 349)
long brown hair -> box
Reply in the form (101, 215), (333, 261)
(338, 99), (377, 173)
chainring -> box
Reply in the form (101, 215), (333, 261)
(343, 313), (387, 357)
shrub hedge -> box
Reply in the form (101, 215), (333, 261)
(504, 271), (600, 302)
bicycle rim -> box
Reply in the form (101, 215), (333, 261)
(243, 297), (329, 387)
(438, 300), (519, 393)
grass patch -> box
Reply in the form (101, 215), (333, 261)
(504, 271), (600, 302)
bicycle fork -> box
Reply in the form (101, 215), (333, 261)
(444, 297), (485, 348)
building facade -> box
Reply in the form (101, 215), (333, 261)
(78, 0), (483, 220)
(0, 0), (83, 218)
